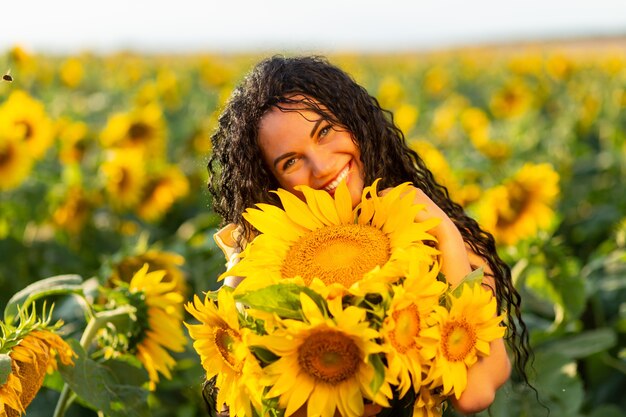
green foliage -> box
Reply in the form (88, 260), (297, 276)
(236, 283), (329, 320)
(0, 353), (11, 385)
(57, 339), (150, 417)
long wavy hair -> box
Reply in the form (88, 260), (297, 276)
(208, 55), (532, 382)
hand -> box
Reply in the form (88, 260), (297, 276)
(380, 186), (471, 286)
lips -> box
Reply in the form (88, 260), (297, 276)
(322, 161), (351, 194)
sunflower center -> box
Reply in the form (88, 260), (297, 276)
(128, 122), (152, 142)
(281, 224), (390, 287)
(214, 327), (242, 372)
(441, 320), (477, 361)
(15, 120), (34, 140)
(496, 183), (530, 228)
(0, 144), (14, 166)
(389, 305), (420, 353)
(298, 329), (361, 385)
(117, 167), (132, 192)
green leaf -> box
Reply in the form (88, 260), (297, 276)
(57, 339), (150, 417)
(450, 267), (484, 298)
(236, 284), (327, 320)
(0, 354), (11, 386)
(4, 274), (84, 324)
(368, 353), (386, 395)
(538, 328), (617, 359)
(250, 346), (279, 364)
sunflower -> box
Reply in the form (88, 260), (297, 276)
(52, 186), (93, 234)
(411, 385), (445, 417)
(420, 284), (505, 399)
(110, 249), (188, 297)
(100, 103), (166, 160)
(0, 90), (54, 160)
(477, 163), (559, 246)
(56, 118), (90, 164)
(100, 149), (147, 210)
(251, 293), (390, 417)
(489, 78), (534, 119)
(185, 290), (264, 417)
(59, 57), (84, 88)
(0, 130), (33, 191)
(1, 309), (75, 417)
(224, 180), (439, 295)
(380, 254), (446, 397)
(408, 139), (460, 202)
(137, 166), (190, 222)
(126, 264), (186, 390)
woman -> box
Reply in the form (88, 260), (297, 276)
(207, 55), (530, 416)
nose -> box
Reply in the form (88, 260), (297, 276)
(309, 150), (334, 179)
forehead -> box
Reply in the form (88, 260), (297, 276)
(257, 105), (320, 152)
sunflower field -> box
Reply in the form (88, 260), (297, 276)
(0, 43), (625, 417)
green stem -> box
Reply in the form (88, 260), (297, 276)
(52, 306), (136, 417)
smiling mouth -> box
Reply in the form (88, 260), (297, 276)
(323, 162), (351, 193)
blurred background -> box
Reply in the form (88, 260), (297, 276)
(1, 1), (625, 416)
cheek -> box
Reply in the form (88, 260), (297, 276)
(275, 173), (306, 196)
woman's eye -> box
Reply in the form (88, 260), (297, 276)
(282, 158), (296, 170)
(319, 125), (331, 137)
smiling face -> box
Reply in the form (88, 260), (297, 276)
(258, 100), (365, 208)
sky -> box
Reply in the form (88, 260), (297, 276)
(3, 0), (626, 53)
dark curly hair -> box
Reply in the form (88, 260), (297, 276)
(208, 54), (532, 383)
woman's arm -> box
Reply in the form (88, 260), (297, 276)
(409, 187), (511, 415)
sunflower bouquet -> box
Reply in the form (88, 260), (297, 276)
(187, 180), (505, 417)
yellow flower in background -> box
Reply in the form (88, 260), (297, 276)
(430, 95), (468, 142)
(377, 75), (405, 109)
(59, 57), (84, 88)
(190, 114), (216, 154)
(127, 264), (186, 390)
(381, 259), (446, 397)
(100, 103), (166, 159)
(134, 82), (159, 107)
(254, 293), (389, 417)
(489, 78), (534, 119)
(507, 51), (543, 76)
(56, 119), (90, 164)
(1, 308), (75, 417)
(137, 166), (190, 222)
(185, 290), (264, 417)
(110, 249), (187, 297)
(52, 186), (93, 234)
(100, 149), (146, 210)
(156, 68), (182, 109)
(460, 107), (491, 148)
(8, 45), (32, 67)
(423, 65), (450, 97)
(224, 180), (438, 294)
(0, 130), (33, 191)
(599, 53), (625, 76)
(394, 102), (420, 136)
(421, 284), (505, 399)
(409, 139), (461, 201)
(477, 162), (559, 246)
(0, 90), (54, 160)
(546, 53), (573, 80)
(199, 56), (237, 88)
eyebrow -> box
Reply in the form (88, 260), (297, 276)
(309, 118), (323, 138)
(272, 118), (325, 170)
(273, 152), (297, 170)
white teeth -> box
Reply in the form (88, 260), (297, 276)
(324, 165), (349, 192)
